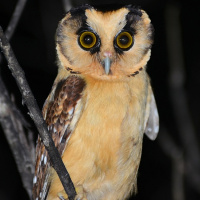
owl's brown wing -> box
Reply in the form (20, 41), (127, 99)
(33, 75), (86, 200)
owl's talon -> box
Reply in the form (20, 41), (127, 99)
(74, 185), (87, 200)
(58, 191), (68, 200)
(58, 196), (66, 200)
(58, 186), (87, 200)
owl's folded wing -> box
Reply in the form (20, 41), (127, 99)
(33, 75), (86, 200)
(144, 86), (159, 140)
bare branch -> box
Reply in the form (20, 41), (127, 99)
(0, 76), (34, 199)
(5, 0), (27, 40)
(0, 26), (76, 200)
(62, 0), (72, 12)
(0, 0), (27, 64)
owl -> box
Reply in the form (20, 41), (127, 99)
(33, 4), (159, 200)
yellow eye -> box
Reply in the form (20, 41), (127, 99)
(116, 31), (133, 50)
(79, 31), (97, 49)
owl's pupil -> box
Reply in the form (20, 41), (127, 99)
(84, 35), (93, 44)
(119, 35), (129, 45)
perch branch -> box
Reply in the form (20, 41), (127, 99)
(0, 26), (76, 200)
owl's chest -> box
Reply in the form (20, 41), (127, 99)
(69, 80), (145, 156)
(81, 81), (132, 133)
(61, 78), (147, 187)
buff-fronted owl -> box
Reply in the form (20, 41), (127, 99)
(33, 4), (159, 200)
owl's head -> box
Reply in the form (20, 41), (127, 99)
(56, 5), (154, 80)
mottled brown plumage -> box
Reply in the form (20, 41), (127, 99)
(33, 76), (85, 200)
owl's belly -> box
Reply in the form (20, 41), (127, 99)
(48, 80), (144, 200)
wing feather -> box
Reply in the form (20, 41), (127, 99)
(33, 75), (86, 200)
(144, 86), (159, 140)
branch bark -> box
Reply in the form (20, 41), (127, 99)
(5, 0), (27, 40)
(0, 76), (35, 199)
(0, 0), (33, 198)
(0, 0), (27, 64)
(0, 26), (76, 200)
(62, 0), (72, 12)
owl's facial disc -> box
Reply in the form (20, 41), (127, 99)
(56, 5), (154, 79)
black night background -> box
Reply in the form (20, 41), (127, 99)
(0, 0), (200, 200)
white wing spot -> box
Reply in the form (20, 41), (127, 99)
(40, 192), (42, 198)
(68, 107), (74, 116)
(53, 127), (57, 133)
(44, 155), (47, 165)
(147, 127), (152, 132)
(41, 154), (44, 162)
(33, 175), (37, 184)
(64, 124), (69, 129)
(60, 135), (63, 143)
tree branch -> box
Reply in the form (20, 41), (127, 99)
(62, 0), (72, 12)
(0, 0), (27, 64)
(0, 0), (34, 198)
(0, 26), (76, 200)
(5, 0), (27, 40)
(0, 76), (35, 199)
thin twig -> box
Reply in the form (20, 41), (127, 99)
(62, 0), (72, 12)
(0, 26), (76, 200)
(0, 0), (27, 64)
(5, 0), (27, 40)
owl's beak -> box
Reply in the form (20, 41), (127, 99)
(103, 56), (111, 75)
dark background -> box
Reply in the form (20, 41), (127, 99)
(0, 0), (200, 199)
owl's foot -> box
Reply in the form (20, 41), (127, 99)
(58, 185), (87, 200)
